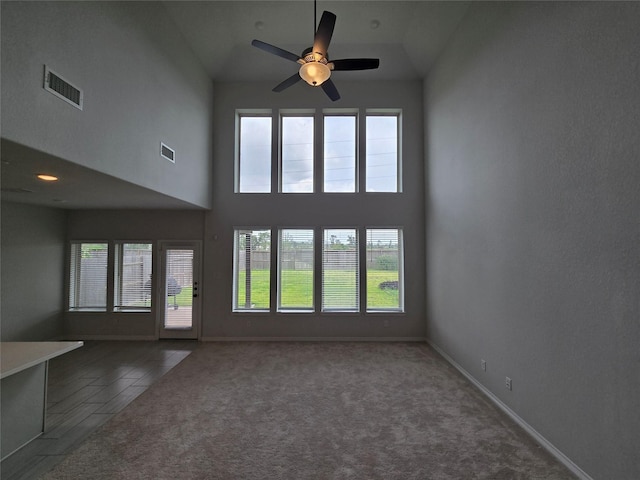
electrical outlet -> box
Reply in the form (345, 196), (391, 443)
(481, 360), (487, 371)
(505, 377), (512, 391)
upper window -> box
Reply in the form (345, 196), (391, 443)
(281, 115), (314, 193)
(69, 242), (108, 311)
(236, 110), (401, 194)
(237, 114), (272, 193)
(366, 229), (403, 312)
(324, 114), (357, 192)
(322, 228), (359, 312)
(278, 229), (314, 311)
(366, 114), (400, 192)
(233, 229), (271, 311)
(114, 243), (153, 311)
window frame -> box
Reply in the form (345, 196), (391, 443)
(68, 241), (109, 312)
(277, 228), (315, 313)
(322, 110), (359, 193)
(365, 110), (402, 193)
(365, 228), (405, 313)
(113, 241), (153, 312)
(235, 110), (273, 194)
(321, 228), (360, 313)
(279, 110), (316, 194)
(232, 228), (272, 312)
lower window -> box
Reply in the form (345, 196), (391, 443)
(322, 228), (359, 312)
(69, 242), (108, 311)
(278, 229), (314, 312)
(366, 229), (403, 312)
(114, 243), (153, 311)
(233, 229), (271, 311)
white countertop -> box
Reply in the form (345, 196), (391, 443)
(0, 342), (83, 379)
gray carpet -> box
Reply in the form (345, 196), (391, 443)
(40, 342), (575, 479)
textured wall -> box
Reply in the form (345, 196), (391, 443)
(1, 1), (213, 208)
(204, 80), (426, 339)
(426, 2), (640, 479)
(1, 202), (67, 341)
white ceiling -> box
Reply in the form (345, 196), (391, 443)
(1, 1), (469, 210)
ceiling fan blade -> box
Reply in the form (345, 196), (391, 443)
(330, 58), (380, 71)
(251, 39), (301, 63)
(313, 11), (336, 57)
(321, 78), (340, 101)
(273, 73), (302, 92)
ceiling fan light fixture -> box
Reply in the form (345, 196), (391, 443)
(299, 61), (331, 86)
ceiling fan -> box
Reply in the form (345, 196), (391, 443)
(251, 3), (380, 101)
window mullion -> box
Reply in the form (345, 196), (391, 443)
(359, 108), (367, 193)
(272, 114), (279, 194)
(106, 241), (115, 312)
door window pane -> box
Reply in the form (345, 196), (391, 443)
(366, 115), (399, 192)
(278, 229), (314, 311)
(69, 243), (108, 311)
(233, 229), (271, 310)
(366, 229), (403, 311)
(324, 115), (356, 192)
(282, 116), (314, 193)
(164, 249), (193, 329)
(238, 116), (271, 193)
(322, 229), (359, 311)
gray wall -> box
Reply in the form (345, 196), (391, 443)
(426, 2), (640, 479)
(65, 209), (205, 338)
(1, 1), (213, 208)
(1, 202), (67, 341)
(204, 80), (426, 339)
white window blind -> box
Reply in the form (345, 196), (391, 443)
(366, 114), (399, 192)
(322, 228), (359, 312)
(238, 115), (272, 193)
(69, 242), (108, 311)
(278, 229), (314, 311)
(366, 229), (403, 312)
(324, 115), (356, 192)
(281, 116), (314, 193)
(114, 243), (152, 310)
(233, 229), (271, 311)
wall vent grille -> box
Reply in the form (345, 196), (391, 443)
(44, 66), (83, 110)
(161, 143), (176, 163)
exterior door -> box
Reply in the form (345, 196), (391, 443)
(159, 242), (200, 339)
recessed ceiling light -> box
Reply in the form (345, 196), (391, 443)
(37, 174), (59, 181)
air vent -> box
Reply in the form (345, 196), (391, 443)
(161, 143), (175, 163)
(44, 66), (83, 110)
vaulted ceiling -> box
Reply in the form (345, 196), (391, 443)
(163, 1), (469, 82)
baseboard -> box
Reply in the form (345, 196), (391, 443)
(201, 336), (427, 342)
(62, 335), (158, 341)
(426, 340), (593, 480)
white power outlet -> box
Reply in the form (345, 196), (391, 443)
(481, 360), (487, 371)
(505, 377), (512, 391)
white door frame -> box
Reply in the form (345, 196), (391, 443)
(157, 241), (202, 339)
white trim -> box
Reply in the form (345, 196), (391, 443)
(426, 340), (593, 480)
(201, 336), (426, 342)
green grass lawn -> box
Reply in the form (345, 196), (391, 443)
(236, 269), (399, 309)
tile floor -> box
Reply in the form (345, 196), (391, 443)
(0, 340), (196, 480)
